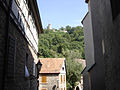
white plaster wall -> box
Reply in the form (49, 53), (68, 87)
(59, 74), (66, 90)
(12, 0), (39, 52)
(59, 59), (66, 90)
(60, 59), (66, 74)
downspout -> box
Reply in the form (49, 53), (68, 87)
(2, 0), (13, 90)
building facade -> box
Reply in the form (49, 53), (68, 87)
(39, 58), (66, 90)
(82, 0), (120, 90)
(0, 0), (42, 90)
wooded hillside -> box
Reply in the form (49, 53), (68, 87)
(38, 25), (85, 89)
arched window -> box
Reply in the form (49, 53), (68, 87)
(76, 86), (79, 90)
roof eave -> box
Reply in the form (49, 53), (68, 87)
(30, 0), (43, 34)
(81, 12), (89, 24)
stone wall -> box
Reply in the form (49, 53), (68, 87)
(111, 10), (120, 90)
(39, 74), (59, 90)
(82, 71), (89, 90)
(0, 1), (39, 90)
(5, 18), (38, 90)
(83, 1), (106, 89)
(83, 0), (120, 90)
(0, 3), (8, 90)
(89, 0), (115, 90)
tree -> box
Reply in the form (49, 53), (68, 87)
(66, 52), (83, 89)
(59, 27), (64, 31)
(39, 25), (85, 89)
(66, 25), (71, 32)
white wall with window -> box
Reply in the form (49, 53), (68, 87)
(12, 0), (39, 53)
(59, 60), (66, 90)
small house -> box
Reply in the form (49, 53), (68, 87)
(39, 58), (66, 90)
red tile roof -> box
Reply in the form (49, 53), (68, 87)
(39, 58), (65, 74)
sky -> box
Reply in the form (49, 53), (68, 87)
(37, 0), (88, 29)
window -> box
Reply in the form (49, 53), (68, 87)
(25, 53), (28, 66)
(33, 62), (37, 77)
(41, 75), (47, 83)
(110, 0), (120, 19)
(62, 67), (64, 71)
(64, 75), (65, 82)
(25, 53), (29, 77)
(7, 36), (16, 78)
(61, 88), (63, 90)
(27, 14), (29, 22)
(41, 89), (47, 90)
(25, 0), (28, 4)
(17, 12), (20, 21)
(61, 75), (62, 83)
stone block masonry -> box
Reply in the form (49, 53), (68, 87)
(0, 4), (8, 90)
(0, 1), (39, 90)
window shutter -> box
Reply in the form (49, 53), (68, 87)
(41, 89), (47, 90)
(41, 75), (47, 83)
(7, 36), (15, 78)
(64, 75), (65, 82)
(61, 75), (62, 83)
(61, 88), (63, 90)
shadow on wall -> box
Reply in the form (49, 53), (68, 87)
(0, 0), (41, 90)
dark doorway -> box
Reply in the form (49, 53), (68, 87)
(76, 86), (79, 90)
(52, 85), (56, 90)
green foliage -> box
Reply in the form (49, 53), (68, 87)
(38, 26), (85, 89)
(66, 51), (83, 89)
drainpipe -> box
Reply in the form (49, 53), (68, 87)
(2, 0), (13, 90)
